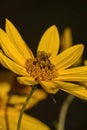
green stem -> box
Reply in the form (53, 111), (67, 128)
(17, 85), (37, 130)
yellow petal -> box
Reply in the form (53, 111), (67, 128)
(50, 44), (84, 70)
(84, 60), (87, 65)
(55, 66), (87, 82)
(58, 66), (87, 75)
(40, 81), (59, 94)
(82, 81), (87, 88)
(37, 25), (60, 57)
(54, 81), (87, 100)
(0, 107), (50, 130)
(0, 51), (28, 75)
(72, 57), (82, 67)
(17, 76), (37, 85)
(6, 19), (34, 59)
(0, 28), (25, 65)
(60, 28), (82, 67)
(55, 75), (87, 82)
(60, 27), (72, 51)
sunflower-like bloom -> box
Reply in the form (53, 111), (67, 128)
(0, 19), (87, 100)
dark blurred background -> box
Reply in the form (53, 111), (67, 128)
(0, 0), (87, 130)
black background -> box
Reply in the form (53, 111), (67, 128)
(0, 0), (87, 130)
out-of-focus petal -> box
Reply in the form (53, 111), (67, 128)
(9, 88), (47, 110)
(0, 107), (50, 130)
(0, 71), (15, 97)
(60, 27), (72, 51)
(84, 60), (87, 65)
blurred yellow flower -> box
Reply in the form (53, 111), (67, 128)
(0, 71), (50, 130)
(0, 19), (87, 99)
(0, 70), (47, 110)
(0, 107), (50, 130)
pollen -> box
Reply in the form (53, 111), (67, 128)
(25, 51), (57, 82)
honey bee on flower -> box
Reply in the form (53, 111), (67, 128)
(0, 19), (87, 99)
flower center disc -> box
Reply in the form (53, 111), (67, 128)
(25, 51), (56, 82)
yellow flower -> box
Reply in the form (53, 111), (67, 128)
(0, 71), (50, 130)
(0, 19), (87, 100)
(0, 107), (50, 130)
(0, 70), (47, 110)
